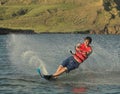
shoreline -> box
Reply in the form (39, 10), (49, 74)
(0, 27), (90, 34)
(0, 27), (119, 35)
(0, 27), (36, 34)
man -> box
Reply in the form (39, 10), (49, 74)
(44, 36), (92, 79)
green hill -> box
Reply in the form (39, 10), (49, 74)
(0, 0), (120, 34)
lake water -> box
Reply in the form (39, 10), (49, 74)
(0, 34), (120, 94)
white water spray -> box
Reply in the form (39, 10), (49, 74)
(7, 34), (48, 75)
(21, 50), (48, 74)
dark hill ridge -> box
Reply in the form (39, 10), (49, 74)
(0, 28), (35, 34)
(0, 0), (120, 34)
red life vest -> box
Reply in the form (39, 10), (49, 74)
(74, 43), (92, 63)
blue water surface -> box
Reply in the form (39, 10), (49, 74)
(0, 34), (120, 94)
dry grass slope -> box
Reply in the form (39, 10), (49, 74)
(0, 0), (120, 34)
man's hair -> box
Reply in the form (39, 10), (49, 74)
(85, 36), (92, 44)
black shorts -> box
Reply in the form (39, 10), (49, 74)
(61, 56), (80, 72)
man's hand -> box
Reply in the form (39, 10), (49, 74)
(75, 43), (81, 52)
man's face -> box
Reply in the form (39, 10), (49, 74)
(84, 39), (90, 46)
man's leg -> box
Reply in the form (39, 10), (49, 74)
(52, 56), (72, 78)
(55, 65), (63, 73)
(53, 67), (67, 77)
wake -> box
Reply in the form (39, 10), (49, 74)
(7, 34), (48, 75)
(21, 50), (48, 75)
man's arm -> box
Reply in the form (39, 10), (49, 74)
(70, 43), (81, 55)
(87, 49), (92, 56)
(75, 43), (81, 52)
(86, 48), (92, 57)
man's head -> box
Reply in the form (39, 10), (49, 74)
(84, 36), (92, 45)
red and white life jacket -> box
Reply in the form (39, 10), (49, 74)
(74, 43), (92, 63)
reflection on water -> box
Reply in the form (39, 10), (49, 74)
(72, 87), (87, 93)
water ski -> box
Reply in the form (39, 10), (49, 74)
(37, 68), (56, 81)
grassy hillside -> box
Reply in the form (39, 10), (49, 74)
(0, 0), (120, 34)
